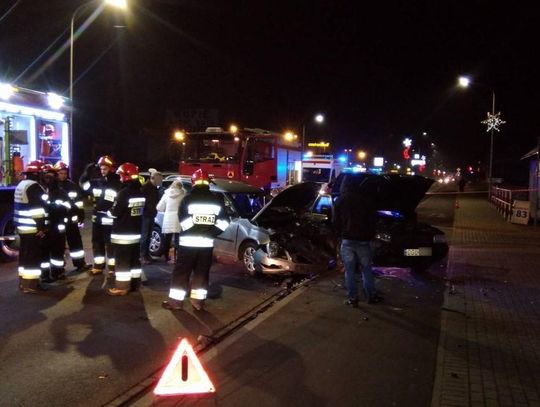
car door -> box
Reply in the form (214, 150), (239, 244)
(213, 194), (240, 259)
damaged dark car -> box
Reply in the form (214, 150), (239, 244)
(253, 173), (448, 275)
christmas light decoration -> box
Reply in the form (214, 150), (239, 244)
(481, 112), (506, 132)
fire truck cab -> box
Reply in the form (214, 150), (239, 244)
(0, 83), (70, 261)
(179, 127), (302, 190)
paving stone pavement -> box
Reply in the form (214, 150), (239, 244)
(432, 194), (540, 407)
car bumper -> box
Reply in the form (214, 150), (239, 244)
(253, 249), (326, 275)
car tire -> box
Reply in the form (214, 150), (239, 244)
(0, 211), (19, 262)
(148, 225), (165, 257)
(239, 241), (260, 277)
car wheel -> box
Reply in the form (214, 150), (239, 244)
(148, 225), (164, 257)
(0, 212), (19, 262)
(240, 241), (260, 277)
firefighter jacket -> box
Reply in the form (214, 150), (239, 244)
(79, 165), (122, 226)
(14, 180), (47, 235)
(108, 179), (145, 245)
(177, 185), (229, 248)
(58, 178), (85, 224)
(45, 183), (71, 235)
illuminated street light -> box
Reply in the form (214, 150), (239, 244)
(458, 76), (470, 88)
(69, 0), (128, 166)
(457, 75), (501, 197)
(174, 130), (185, 142)
(302, 113), (325, 157)
(229, 124), (238, 134)
(358, 150), (367, 160)
(344, 148), (352, 163)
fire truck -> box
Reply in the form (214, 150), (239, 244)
(0, 83), (70, 261)
(179, 127), (302, 190)
(301, 154), (345, 184)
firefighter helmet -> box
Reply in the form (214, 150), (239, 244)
(191, 169), (211, 185)
(53, 161), (69, 171)
(24, 160), (44, 174)
(41, 164), (56, 174)
(97, 155), (114, 168)
(116, 162), (139, 183)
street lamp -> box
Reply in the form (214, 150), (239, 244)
(344, 148), (352, 164)
(358, 150), (367, 161)
(457, 76), (501, 198)
(174, 130), (185, 142)
(302, 113), (324, 157)
(69, 0), (128, 166)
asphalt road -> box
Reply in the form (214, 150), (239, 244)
(0, 182), (457, 407)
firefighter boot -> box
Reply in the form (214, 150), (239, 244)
(130, 277), (141, 292)
(190, 299), (204, 311)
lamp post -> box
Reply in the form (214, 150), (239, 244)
(301, 113), (324, 158)
(69, 0), (127, 166)
(457, 76), (504, 199)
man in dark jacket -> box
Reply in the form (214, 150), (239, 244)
(139, 169), (162, 263)
(333, 175), (382, 307)
(162, 169), (229, 311)
(79, 155), (122, 276)
(108, 163), (145, 296)
(55, 161), (90, 273)
(40, 164), (70, 282)
(14, 160), (48, 293)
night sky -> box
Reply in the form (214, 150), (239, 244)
(1, 1), (539, 181)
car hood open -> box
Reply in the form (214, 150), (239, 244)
(334, 173), (435, 217)
(252, 182), (322, 224)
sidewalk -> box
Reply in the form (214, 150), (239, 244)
(432, 195), (540, 407)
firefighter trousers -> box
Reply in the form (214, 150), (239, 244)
(113, 243), (142, 292)
(91, 222), (114, 271)
(169, 246), (213, 303)
(41, 232), (66, 280)
(18, 233), (44, 291)
(66, 223), (86, 268)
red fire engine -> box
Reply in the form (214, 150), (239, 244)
(0, 83), (70, 261)
(179, 127), (302, 190)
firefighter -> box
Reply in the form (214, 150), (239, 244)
(79, 155), (122, 276)
(162, 169), (229, 311)
(40, 164), (70, 282)
(14, 160), (48, 293)
(107, 163), (145, 296)
(54, 161), (90, 273)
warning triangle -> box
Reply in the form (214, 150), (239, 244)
(154, 338), (216, 396)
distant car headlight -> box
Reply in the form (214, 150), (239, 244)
(375, 232), (392, 243)
(266, 241), (281, 258)
(433, 234), (446, 244)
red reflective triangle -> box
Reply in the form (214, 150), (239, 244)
(154, 338), (216, 395)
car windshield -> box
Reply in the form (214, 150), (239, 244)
(302, 167), (331, 183)
(227, 192), (265, 219)
(183, 135), (240, 163)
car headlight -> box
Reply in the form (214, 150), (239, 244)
(266, 241), (281, 258)
(375, 233), (392, 243)
(433, 234), (446, 244)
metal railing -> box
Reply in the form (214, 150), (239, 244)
(490, 186), (513, 220)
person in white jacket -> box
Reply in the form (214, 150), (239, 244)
(156, 179), (186, 263)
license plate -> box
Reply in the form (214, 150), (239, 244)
(404, 247), (432, 257)
(193, 214), (216, 225)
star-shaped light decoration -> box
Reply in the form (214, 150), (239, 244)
(481, 112), (506, 132)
